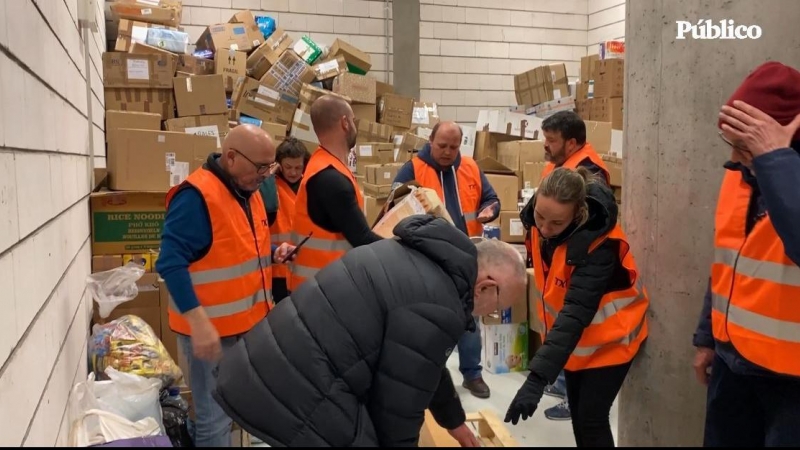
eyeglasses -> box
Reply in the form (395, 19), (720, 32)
(485, 276), (503, 319)
(233, 148), (272, 174)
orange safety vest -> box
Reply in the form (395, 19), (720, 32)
(710, 170), (800, 376)
(541, 143), (611, 185)
(531, 225), (649, 371)
(270, 176), (296, 279)
(288, 148), (364, 291)
(165, 168), (273, 337)
(411, 157), (484, 237)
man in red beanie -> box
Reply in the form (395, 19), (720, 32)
(693, 61), (800, 447)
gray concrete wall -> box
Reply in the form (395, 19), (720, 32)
(619, 0), (800, 446)
(392, 0), (420, 99)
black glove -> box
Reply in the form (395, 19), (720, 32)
(504, 372), (546, 425)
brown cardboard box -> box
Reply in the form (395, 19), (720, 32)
(238, 91), (298, 128)
(312, 55), (347, 81)
(411, 102), (439, 128)
(376, 81), (395, 97)
(122, 252), (159, 272)
(589, 97), (623, 130)
(196, 23), (254, 53)
(129, 42), (179, 71)
(290, 109), (318, 144)
(176, 54), (215, 76)
(514, 63), (569, 105)
(500, 211), (525, 244)
(379, 94), (414, 129)
(365, 163), (403, 185)
(394, 132), (427, 162)
(592, 59), (624, 98)
(363, 183), (392, 198)
(110, 0), (182, 28)
(526, 269), (544, 334)
(496, 140), (546, 171)
(613, 185), (622, 203)
(364, 195), (387, 227)
(576, 81), (589, 100)
(575, 99), (588, 120)
(328, 38), (372, 74)
(352, 104), (377, 122)
(90, 191), (167, 255)
(485, 173), (519, 212)
(523, 162), (547, 189)
(115, 19), (177, 52)
(105, 111), (161, 142)
(228, 10), (265, 51)
(215, 49), (248, 93)
(585, 120), (612, 154)
(107, 129), (217, 191)
(261, 50), (315, 98)
(165, 114), (230, 148)
(230, 77), (263, 112)
(581, 54), (600, 83)
(104, 87), (176, 119)
(102, 52), (175, 89)
(355, 119), (393, 143)
(473, 131), (519, 161)
(246, 28), (293, 81)
(356, 142), (394, 174)
(299, 83), (351, 113)
(92, 274), (162, 337)
(92, 255), (124, 272)
(333, 73), (376, 104)
(372, 187), (453, 238)
(173, 75), (228, 117)
(602, 154), (623, 187)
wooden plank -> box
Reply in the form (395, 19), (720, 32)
(478, 410), (518, 447)
(419, 410), (460, 447)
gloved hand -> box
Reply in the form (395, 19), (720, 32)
(504, 372), (547, 425)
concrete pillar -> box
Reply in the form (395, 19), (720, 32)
(391, 0), (420, 99)
(619, 0), (800, 446)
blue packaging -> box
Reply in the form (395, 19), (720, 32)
(255, 16), (276, 41)
(146, 28), (189, 54)
(483, 225), (501, 240)
(239, 115), (263, 127)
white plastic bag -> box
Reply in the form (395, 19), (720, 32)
(87, 262), (146, 319)
(70, 409), (162, 447)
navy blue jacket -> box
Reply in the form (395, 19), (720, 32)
(693, 145), (800, 377)
(392, 144), (500, 233)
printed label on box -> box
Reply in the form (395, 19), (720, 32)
(257, 85), (280, 100)
(411, 107), (429, 125)
(131, 26), (149, 43)
(510, 219), (523, 236)
(185, 125), (221, 148)
(359, 145), (373, 157)
(141, 8), (152, 15)
(165, 152), (176, 171)
(127, 59), (150, 80)
(171, 161), (190, 187)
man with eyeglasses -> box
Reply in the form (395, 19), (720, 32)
(693, 61), (800, 447)
(157, 124), (296, 447)
(212, 216), (528, 447)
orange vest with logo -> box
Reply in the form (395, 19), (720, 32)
(531, 225), (649, 370)
(710, 170), (800, 376)
(411, 156), (484, 237)
(541, 143), (610, 185)
(270, 176), (296, 279)
(165, 168), (273, 337)
(288, 148), (364, 291)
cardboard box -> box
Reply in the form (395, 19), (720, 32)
(355, 142), (394, 174)
(238, 91), (298, 128)
(102, 52), (175, 89)
(523, 162), (547, 189)
(394, 132), (427, 162)
(372, 186), (453, 238)
(129, 42), (179, 71)
(364, 195), (387, 227)
(483, 322), (529, 374)
(496, 140), (546, 171)
(602, 154), (623, 187)
(483, 278), (528, 325)
(585, 120), (612, 154)
(581, 54), (600, 83)
(115, 19), (177, 52)
(110, 0), (182, 28)
(173, 75), (228, 117)
(499, 211), (525, 243)
(363, 183), (392, 198)
(299, 83), (351, 113)
(476, 110), (542, 141)
(328, 38), (372, 74)
(365, 163), (403, 185)
(215, 49), (248, 92)
(165, 114), (230, 148)
(352, 103), (377, 122)
(92, 274), (162, 338)
(313, 55), (347, 81)
(412, 102), (439, 128)
(290, 109), (318, 144)
(260, 50), (315, 98)
(107, 129), (217, 191)
(293, 35), (323, 65)
(589, 97), (624, 130)
(196, 23), (254, 53)
(592, 59), (624, 98)
(379, 94), (414, 129)
(92, 255), (124, 272)
(355, 119), (393, 143)
(376, 81), (394, 97)
(576, 81), (590, 100)
(122, 252), (159, 272)
(176, 54), (215, 76)
(514, 63), (569, 106)
(473, 131), (520, 161)
(484, 173), (519, 212)
(104, 87), (176, 120)
(599, 40), (625, 60)
(228, 10), (265, 51)
(246, 28), (293, 81)
(90, 191), (167, 255)
(105, 111), (161, 142)
(333, 73), (376, 104)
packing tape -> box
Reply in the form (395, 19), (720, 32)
(186, 77), (192, 92)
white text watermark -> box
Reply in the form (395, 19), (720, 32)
(676, 20), (762, 40)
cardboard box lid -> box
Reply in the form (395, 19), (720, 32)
(476, 157), (515, 175)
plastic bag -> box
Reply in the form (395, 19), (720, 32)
(161, 388), (193, 447)
(91, 315), (183, 388)
(146, 28), (189, 54)
(255, 15), (276, 40)
(87, 262), (146, 319)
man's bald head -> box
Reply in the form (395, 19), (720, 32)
(223, 124), (274, 158)
(430, 121), (463, 141)
(310, 95), (353, 134)
(219, 124), (276, 192)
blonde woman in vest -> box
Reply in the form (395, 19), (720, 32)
(505, 167), (649, 447)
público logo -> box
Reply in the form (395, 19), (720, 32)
(676, 20), (762, 40)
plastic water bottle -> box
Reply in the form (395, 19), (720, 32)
(163, 387), (189, 412)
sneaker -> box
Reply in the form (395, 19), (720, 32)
(544, 400), (571, 421)
(543, 384), (566, 399)
(462, 377), (491, 399)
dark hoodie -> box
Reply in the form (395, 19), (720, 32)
(524, 181), (634, 384)
(212, 215), (477, 447)
(393, 143), (501, 233)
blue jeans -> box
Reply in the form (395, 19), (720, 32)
(458, 316), (483, 381)
(555, 371), (567, 397)
(178, 334), (238, 447)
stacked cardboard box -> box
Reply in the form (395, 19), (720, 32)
(576, 41), (625, 131)
(602, 154), (624, 227)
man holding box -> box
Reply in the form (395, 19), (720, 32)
(392, 121), (501, 399)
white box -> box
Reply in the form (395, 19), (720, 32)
(482, 322), (529, 374)
(475, 110), (543, 140)
(290, 109), (319, 144)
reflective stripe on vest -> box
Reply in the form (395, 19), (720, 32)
(289, 147), (362, 291)
(532, 224), (649, 370)
(541, 143), (610, 186)
(411, 156), (484, 237)
(711, 170), (800, 376)
(164, 168), (272, 337)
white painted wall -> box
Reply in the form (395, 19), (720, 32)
(588, 0), (625, 54)
(0, 0), (105, 446)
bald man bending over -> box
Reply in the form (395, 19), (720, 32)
(157, 124), (295, 447)
(288, 95), (383, 291)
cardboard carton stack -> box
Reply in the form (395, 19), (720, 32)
(577, 40), (625, 131)
(602, 154), (624, 227)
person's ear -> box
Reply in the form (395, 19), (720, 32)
(474, 277), (496, 294)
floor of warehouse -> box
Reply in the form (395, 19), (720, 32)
(250, 352), (618, 447)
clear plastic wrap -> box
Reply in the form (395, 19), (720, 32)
(87, 262), (146, 319)
(146, 28), (189, 54)
(90, 315), (183, 388)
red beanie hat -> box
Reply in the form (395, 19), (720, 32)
(720, 61), (800, 142)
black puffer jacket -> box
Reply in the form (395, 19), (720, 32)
(212, 215), (477, 447)
(524, 182), (633, 383)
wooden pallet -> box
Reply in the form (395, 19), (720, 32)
(419, 409), (518, 447)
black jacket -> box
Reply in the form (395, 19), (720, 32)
(524, 182), (633, 383)
(212, 215), (477, 447)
